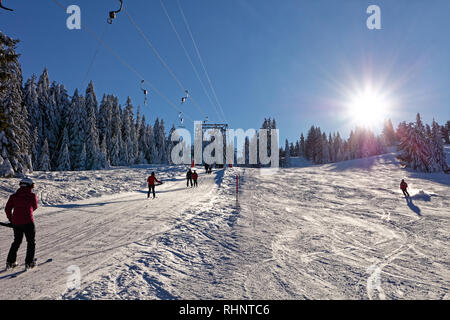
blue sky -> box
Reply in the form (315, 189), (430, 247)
(1, 0), (449, 143)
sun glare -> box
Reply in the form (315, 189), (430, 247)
(347, 89), (390, 127)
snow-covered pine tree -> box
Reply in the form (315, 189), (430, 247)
(299, 133), (306, 158)
(78, 143), (87, 171)
(53, 83), (71, 120)
(347, 130), (356, 159)
(39, 138), (51, 171)
(430, 119), (448, 172)
(361, 129), (377, 158)
(0, 32), (32, 177)
(145, 123), (155, 164)
(382, 119), (396, 147)
(412, 113), (432, 172)
(375, 135), (386, 155)
(109, 96), (123, 166)
(52, 83), (71, 168)
(136, 114), (149, 164)
(328, 133), (334, 162)
(157, 119), (167, 164)
(98, 136), (110, 169)
(313, 127), (323, 164)
(284, 139), (291, 167)
(56, 127), (71, 171)
(443, 121), (450, 144)
(24, 74), (40, 130)
(24, 75), (41, 168)
(321, 132), (330, 164)
(121, 97), (136, 165)
(37, 70), (59, 169)
(152, 118), (162, 164)
(304, 126), (315, 161)
(84, 81), (101, 170)
(57, 144), (71, 171)
(397, 115), (433, 172)
(30, 127), (39, 170)
(425, 124), (432, 139)
(289, 142), (295, 157)
(294, 141), (300, 157)
(135, 106), (142, 164)
(334, 132), (344, 162)
(68, 89), (87, 170)
(98, 94), (113, 162)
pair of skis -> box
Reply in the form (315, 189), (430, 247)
(0, 223), (53, 278)
(0, 259), (53, 279)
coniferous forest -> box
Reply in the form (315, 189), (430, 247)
(1, 31), (176, 177)
(1, 31), (449, 177)
(281, 116), (449, 172)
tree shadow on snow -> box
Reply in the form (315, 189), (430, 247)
(328, 156), (377, 171)
(47, 199), (144, 209)
(408, 170), (450, 187)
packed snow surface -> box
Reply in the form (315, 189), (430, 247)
(0, 149), (449, 300)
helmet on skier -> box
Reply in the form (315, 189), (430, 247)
(19, 178), (35, 188)
(151, 172), (155, 176)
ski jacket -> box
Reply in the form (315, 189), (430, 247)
(192, 173), (198, 180)
(5, 187), (38, 225)
(400, 181), (408, 190)
(147, 176), (161, 186)
(186, 171), (192, 179)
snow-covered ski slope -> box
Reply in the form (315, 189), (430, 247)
(0, 148), (449, 300)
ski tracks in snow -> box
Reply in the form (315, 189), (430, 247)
(235, 157), (450, 300)
(62, 168), (245, 300)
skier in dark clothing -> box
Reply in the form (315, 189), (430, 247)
(192, 170), (198, 187)
(5, 178), (38, 270)
(186, 169), (193, 187)
(400, 179), (410, 198)
(204, 163), (209, 174)
(147, 172), (162, 199)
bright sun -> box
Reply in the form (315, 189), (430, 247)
(347, 89), (390, 127)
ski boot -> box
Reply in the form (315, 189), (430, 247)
(25, 261), (36, 270)
(6, 262), (18, 270)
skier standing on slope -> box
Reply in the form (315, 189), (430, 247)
(186, 169), (193, 187)
(4, 178), (38, 270)
(192, 170), (198, 188)
(400, 179), (410, 198)
(147, 172), (162, 199)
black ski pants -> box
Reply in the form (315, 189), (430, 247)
(7, 223), (35, 265)
(148, 184), (156, 198)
